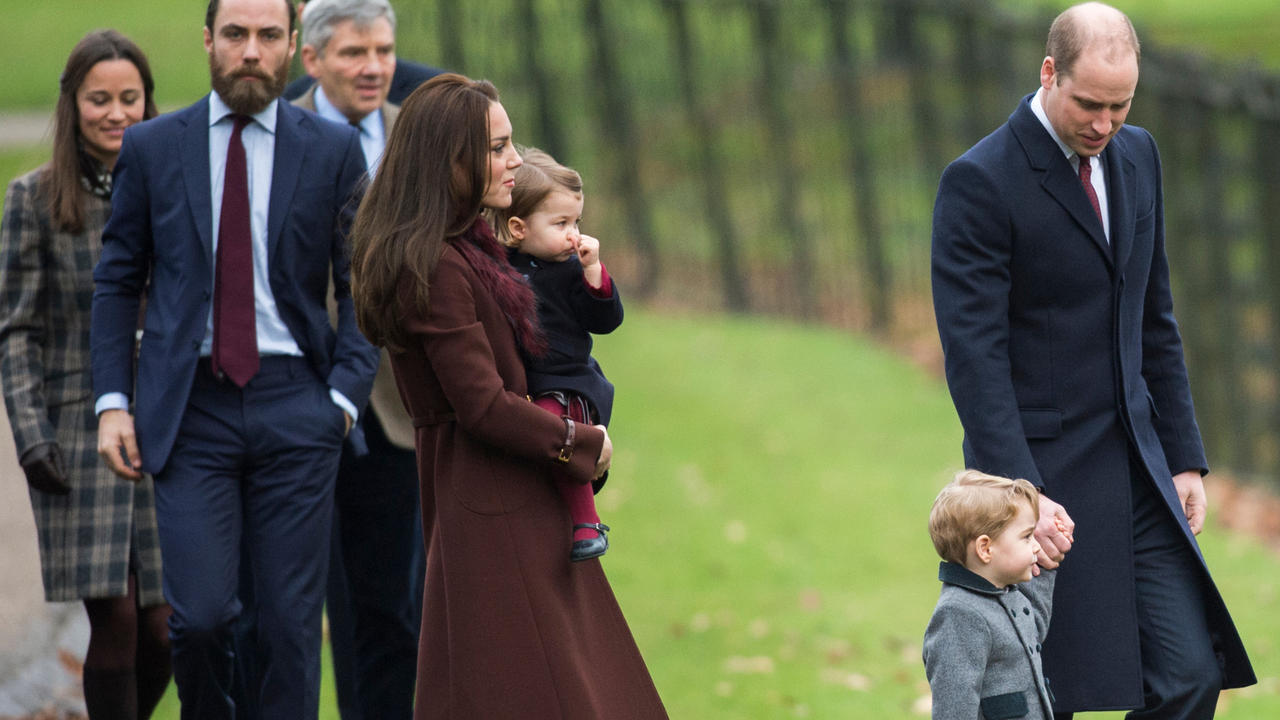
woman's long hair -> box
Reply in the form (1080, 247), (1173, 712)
(40, 29), (158, 233)
(350, 73), (498, 351)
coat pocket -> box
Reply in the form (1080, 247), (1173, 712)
(980, 691), (1029, 719)
(1018, 408), (1062, 440)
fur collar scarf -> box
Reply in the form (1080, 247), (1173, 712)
(449, 217), (548, 358)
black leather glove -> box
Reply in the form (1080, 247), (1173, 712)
(20, 442), (71, 495)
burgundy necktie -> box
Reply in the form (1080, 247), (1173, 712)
(212, 115), (260, 387)
(1079, 156), (1103, 224)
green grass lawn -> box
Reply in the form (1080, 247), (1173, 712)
(0, 146), (51, 204)
(142, 308), (1279, 718)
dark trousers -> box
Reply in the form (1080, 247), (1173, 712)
(153, 357), (344, 720)
(1055, 457), (1223, 720)
(325, 410), (423, 720)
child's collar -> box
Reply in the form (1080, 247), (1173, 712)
(938, 561), (1005, 595)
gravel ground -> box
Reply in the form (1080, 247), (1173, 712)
(0, 410), (89, 719)
(0, 114), (52, 149)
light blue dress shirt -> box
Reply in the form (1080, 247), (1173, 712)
(314, 85), (386, 178)
(96, 92), (357, 421)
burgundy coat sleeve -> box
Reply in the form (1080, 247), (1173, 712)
(409, 249), (604, 484)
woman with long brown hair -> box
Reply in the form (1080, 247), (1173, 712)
(0, 30), (171, 719)
(350, 74), (667, 719)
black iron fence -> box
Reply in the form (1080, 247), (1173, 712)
(390, 0), (1280, 484)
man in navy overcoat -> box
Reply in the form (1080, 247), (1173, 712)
(91, 0), (378, 717)
(931, 3), (1254, 717)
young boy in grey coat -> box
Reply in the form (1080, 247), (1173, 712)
(923, 470), (1068, 720)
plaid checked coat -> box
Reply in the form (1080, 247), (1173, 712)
(0, 167), (164, 605)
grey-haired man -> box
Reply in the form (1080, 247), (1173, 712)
(296, 2), (421, 719)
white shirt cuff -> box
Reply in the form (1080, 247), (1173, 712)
(95, 393), (130, 416)
(329, 389), (358, 423)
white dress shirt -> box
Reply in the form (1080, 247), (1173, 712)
(314, 85), (386, 178)
(96, 92), (357, 420)
(1031, 87), (1111, 243)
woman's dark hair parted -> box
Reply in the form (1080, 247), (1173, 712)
(350, 73), (499, 351)
(40, 29), (157, 233)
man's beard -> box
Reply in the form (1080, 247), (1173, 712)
(210, 52), (288, 116)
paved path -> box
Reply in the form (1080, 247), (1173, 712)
(0, 113), (53, 149)
(0, 408), (89, 719)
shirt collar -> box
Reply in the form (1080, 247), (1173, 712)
(1030, 87), (1075, 162)
(314, 84), (382, 137)
(209, 90), (278, 134)
(938, 561), (1005, 595)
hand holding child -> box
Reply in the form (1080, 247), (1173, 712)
(578, 234), (604, 289)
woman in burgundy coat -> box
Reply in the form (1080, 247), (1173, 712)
(349, 74), (668, 720)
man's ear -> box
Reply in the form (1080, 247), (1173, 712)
(508, 216), (528, 241)
(1040, 56), (1057, 91)
(974, 535), (993, 564)
(301, 44), (320, 78)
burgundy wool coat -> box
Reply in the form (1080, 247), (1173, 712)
(390, 243), (668, 720)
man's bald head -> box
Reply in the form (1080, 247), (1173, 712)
(1046, 2), (1140, 82)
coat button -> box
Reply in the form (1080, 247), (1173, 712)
(192, 340), (200, 350)
(1024, 608), (1031, 615)
(1036, 643), (1042, 652)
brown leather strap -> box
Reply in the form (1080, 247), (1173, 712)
(412, 410), (457, 428)
(557, 417), (575, 463)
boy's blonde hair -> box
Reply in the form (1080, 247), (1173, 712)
(929, 470), (1041, 565)
(489, 146), (583, 248)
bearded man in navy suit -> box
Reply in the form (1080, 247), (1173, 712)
(91, 0), (378, 716)
(931, 3), (1254, 718)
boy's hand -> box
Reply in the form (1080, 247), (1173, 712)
(578, 234), (604, 288)
(1034, 495), (1074, 569)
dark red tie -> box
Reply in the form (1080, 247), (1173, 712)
(212, 115), (259, 386)
(1079, 157), (1103, 224)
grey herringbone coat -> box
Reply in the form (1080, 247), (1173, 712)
(924, 563), (1055, 720)
(0, 167), (163, 605)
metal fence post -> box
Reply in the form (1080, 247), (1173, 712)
(749, 0), (817, 318)
(515, 0), (570, 161)
(662, 0), (750, 312)
(822, 0), (891, 331)
(582, 0), (660, 297)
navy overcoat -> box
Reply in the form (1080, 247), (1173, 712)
(931, 95), (1255, 711)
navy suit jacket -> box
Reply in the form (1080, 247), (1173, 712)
(931, 95), (1253, 709)
(92, 97), (379, 474)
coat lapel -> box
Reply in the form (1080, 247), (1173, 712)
(268, 102), (307, 262)
(182, 97), (214, 269)
(382, 100), (399, 135)
(1010, 96), (1112, 270)
(1105, 137), (1138, 276)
